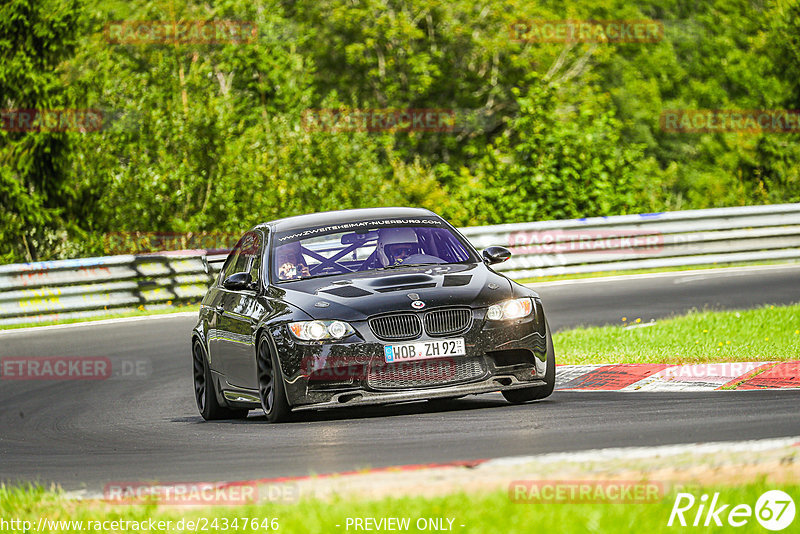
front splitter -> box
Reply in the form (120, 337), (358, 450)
(291, 375), (548, 411)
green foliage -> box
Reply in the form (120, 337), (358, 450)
(1, 0), (800, 262)
(468, 80), (650, 224)
(0, 0), (82, 262)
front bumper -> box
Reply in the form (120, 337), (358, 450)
(270, 305), (550, 408)
(291, 375), (549, 411)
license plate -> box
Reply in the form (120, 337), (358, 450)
(384, 338), (466, 363)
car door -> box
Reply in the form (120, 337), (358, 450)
(207, 240), (242, 375)
(215, 230), (267, 390)
(209, 234), (252, 382)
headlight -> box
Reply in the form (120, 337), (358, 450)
(487, 297), (534, 321)
(288, 320), (354, 341)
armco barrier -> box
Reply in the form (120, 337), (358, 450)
(0, 252), (220, 326)
(1, 204), (799, 325)
(460, 203), (800, 278)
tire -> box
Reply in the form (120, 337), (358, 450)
(192, 339), (249, 420)
(257, 335), (293, 423)
(502, 323), (556, 404)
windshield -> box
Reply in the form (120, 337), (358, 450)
(271, 220), (478, 282)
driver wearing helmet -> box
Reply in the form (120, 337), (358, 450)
(275, 243), (310, 280)
(377, 227), (420, 266)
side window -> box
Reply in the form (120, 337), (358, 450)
(220, 231), (261, 283)
(220, 246), (242, 283)
(248, 232), (266, 285)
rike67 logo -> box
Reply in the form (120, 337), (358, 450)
(668, 490), (795, 531)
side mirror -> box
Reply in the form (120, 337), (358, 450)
(482, 246), (512, 265)
(223, 272), (254, 291)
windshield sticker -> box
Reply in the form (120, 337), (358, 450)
(277, 218), (444, 243)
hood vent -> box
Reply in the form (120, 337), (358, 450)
(442, 275), (472, 287)
(375, 282), (436, 293)
(367, 274), (432, 287)
(320, 286), (372, 298)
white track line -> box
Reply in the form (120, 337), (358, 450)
(526, 262), (800, 288)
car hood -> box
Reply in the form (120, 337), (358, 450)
(276, 263), (514, 320)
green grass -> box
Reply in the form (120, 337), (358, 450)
(553, 303), (800, 365)
(1, 481), (797, 533)
(517, 259), (798, 284)
(0, 304), (200, 330)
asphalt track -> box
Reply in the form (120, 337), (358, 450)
(1, 264), (799, 490)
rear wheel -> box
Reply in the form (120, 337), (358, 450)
(502, 325), (555, 404)
(192, 339), (249, 420)
(257, 336), (293, 423)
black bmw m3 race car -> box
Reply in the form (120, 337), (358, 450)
(192, 207), (555, 422)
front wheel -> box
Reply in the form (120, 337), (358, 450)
(502, 324), (555, 404)
(257, 336), (293, 423)
(192, 339), (249, 420)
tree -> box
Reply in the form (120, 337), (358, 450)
(0, 0), (82, 262)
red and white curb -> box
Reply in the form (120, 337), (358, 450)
(66, 436), (800, 502)
(555, 361), (800, 391)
